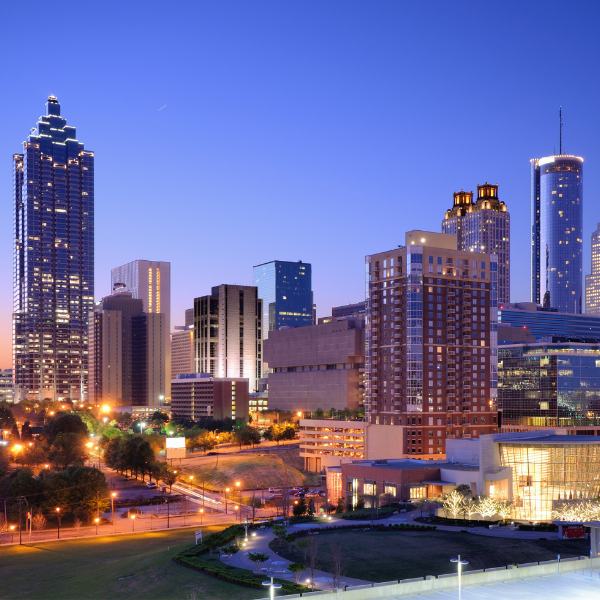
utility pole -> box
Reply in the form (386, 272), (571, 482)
(18, 497), (22, 545)
(97, 490), (100, 521)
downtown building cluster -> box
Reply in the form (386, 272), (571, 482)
(9, 98), (600, 484)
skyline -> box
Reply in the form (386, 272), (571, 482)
(2, 1), (600, 369)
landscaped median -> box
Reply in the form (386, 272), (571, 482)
(173, 524), (308, 595)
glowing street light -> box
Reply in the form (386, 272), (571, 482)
(138, 422), (145, 434)
(199, 508), (204, 525)
(102, 405), (110, 413)
(10, 525), (15, 543)
(94, 518), (100, 535)
(111, 492), (117, 524)
(131, 513), (136, 531)
(450, 555), (469, 600)
(56, 507), (61, 539)
(262, 576), (282, 600)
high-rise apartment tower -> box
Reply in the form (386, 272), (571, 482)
(365, 231), (499, 457)
(442, 183), (510, 304)
(531, 155), (583, 313)
(585, 224), (600, 316)
(194, 285), (263, 392)
(13, 96), (94, 401)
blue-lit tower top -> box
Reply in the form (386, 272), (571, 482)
(13, 96), (94, 401)
(531, 154), (583, 314)
(253, 260), (312, 338)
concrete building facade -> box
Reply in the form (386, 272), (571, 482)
(171, 325), (193, 377)
(194, 285), (262, 393)
(299, 418), (404, 472)
(170, 373), (249, 421)
(365, 230), (499, 458)
(264, 317), (365, 412)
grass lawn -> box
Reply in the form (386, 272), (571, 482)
(270, 530), (590, 582)
(0, 525), (264, 600)
(183, 454), (318, 491)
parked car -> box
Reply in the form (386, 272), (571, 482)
(268, 494), (282, 500)
(268, 487), (282, 493)
(318, 491), (326, 497)
(146, 481), (157, 489)
(207, 451), (219, 456)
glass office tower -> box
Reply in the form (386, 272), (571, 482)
(585, 223), (600, 316)
(13, 97), (94, 401)
(252, 261), (312, 338)
(531, 155), (583, 313)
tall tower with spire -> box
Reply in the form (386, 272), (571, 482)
(13, 97), (94, 401)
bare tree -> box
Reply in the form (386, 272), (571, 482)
(73, 517), (83, 536)
(327, 540), (345, 590)
(306, 537), (319, 590)
(0, 514), (7, 535)
(32, 509), (47, 531)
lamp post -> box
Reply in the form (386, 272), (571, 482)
(95, 518), (99, 535)
(10, 525), (15, 544)
(139, 422), (145, 434)
(189, 475), (194, 490)
(450, 555), (469, 600)
(234, 505), (239, 522)
(111, 492), (117, 525)
(56, 507), (61, 539)
(199, 508), (203, 525)
(262, 576), (282, 600)
(131, 514), (136, 532)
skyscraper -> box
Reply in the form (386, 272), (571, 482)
(194, 285), (262, 392)
(111, 260), (171, 396)
(365, 231), (498, 456)
(585, 224), (600, 315)
(531, 155), (583, 313)
(442, 183), (510, 304)
(253, 261), (312, 338)
(13, 96), (94, 402)
(88, 291), (167, 406)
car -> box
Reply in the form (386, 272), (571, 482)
(268, 494), (282, 500)
(268, 487), (282, 493)
(207, 451), (219, 456)
(318, 491), (326, 497)
(146, 481), (157, 489)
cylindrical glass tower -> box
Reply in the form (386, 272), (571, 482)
(533, 155), (583, 314)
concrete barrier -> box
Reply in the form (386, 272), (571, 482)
(260, 556), (599, 600)
(399, 577), (424, 584)
(517, 562), (538, 568)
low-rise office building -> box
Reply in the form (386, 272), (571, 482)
(171, 373), (249, 421)
(264, 318), (365, 412)
(0, 370), (13, 403)
(328, 429), (600, 522)
(171, 325), (194, 377)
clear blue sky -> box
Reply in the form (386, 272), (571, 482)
(1, 1), (599, 368)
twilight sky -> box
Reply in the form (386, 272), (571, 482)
(1, 1), (599, 369)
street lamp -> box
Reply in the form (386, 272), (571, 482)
(111, 492), (117, 524)
(95, 518), (99, 535)
(131, 513), (136, 531)
(139, 422), (145, 434)
(450, 555), (469, 600)
(10, 525), (15, 543)
(262, 576), (282, 600)
(234, 505), (239, 522)
(56, 507), (61, 539)
(199, 508), (203, 525)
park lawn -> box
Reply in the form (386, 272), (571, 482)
(270, 530), (590, 582)
(184, 454), (318, 491)
(0, 525), (264, 600)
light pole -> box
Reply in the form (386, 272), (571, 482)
(139, 422), (145, 434)
(234, 505), (239, 522)
(56, 507), (61, 539)
(95, 518), (99, 535)
(10, 525), (15, 543)
(111, 492), (117, 525)
(262, 576), (282, 600)
(450, 555), (469, 600)
(131, 514), (136, 532)
(199, 508), (203, 525)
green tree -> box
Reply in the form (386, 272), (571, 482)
(272, 523), (287, 546)
(221, 543), (239, 567)
(158, 464), (178, 492)
(283, 533), (296, 552)
(43, 413), (88, 446)
(335, 497), (345, 513)
(293, 497), (307, 516)
(232, 425), (261, 449)
(48, 432), (88, 470)
(151, 411), (169, 425)
(16, 444), (47, 469)
(248, 552), (270, 575)
(287, 562), (305, 584)
(307, 497), (316, 517)
(10, 423), (20, 440)
(0, 403), (16, 431)
(21, 421), (33, 441)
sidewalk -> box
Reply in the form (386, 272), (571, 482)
(228, 528), (374, 590)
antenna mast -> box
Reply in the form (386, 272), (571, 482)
(559, 106), (562, 155)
